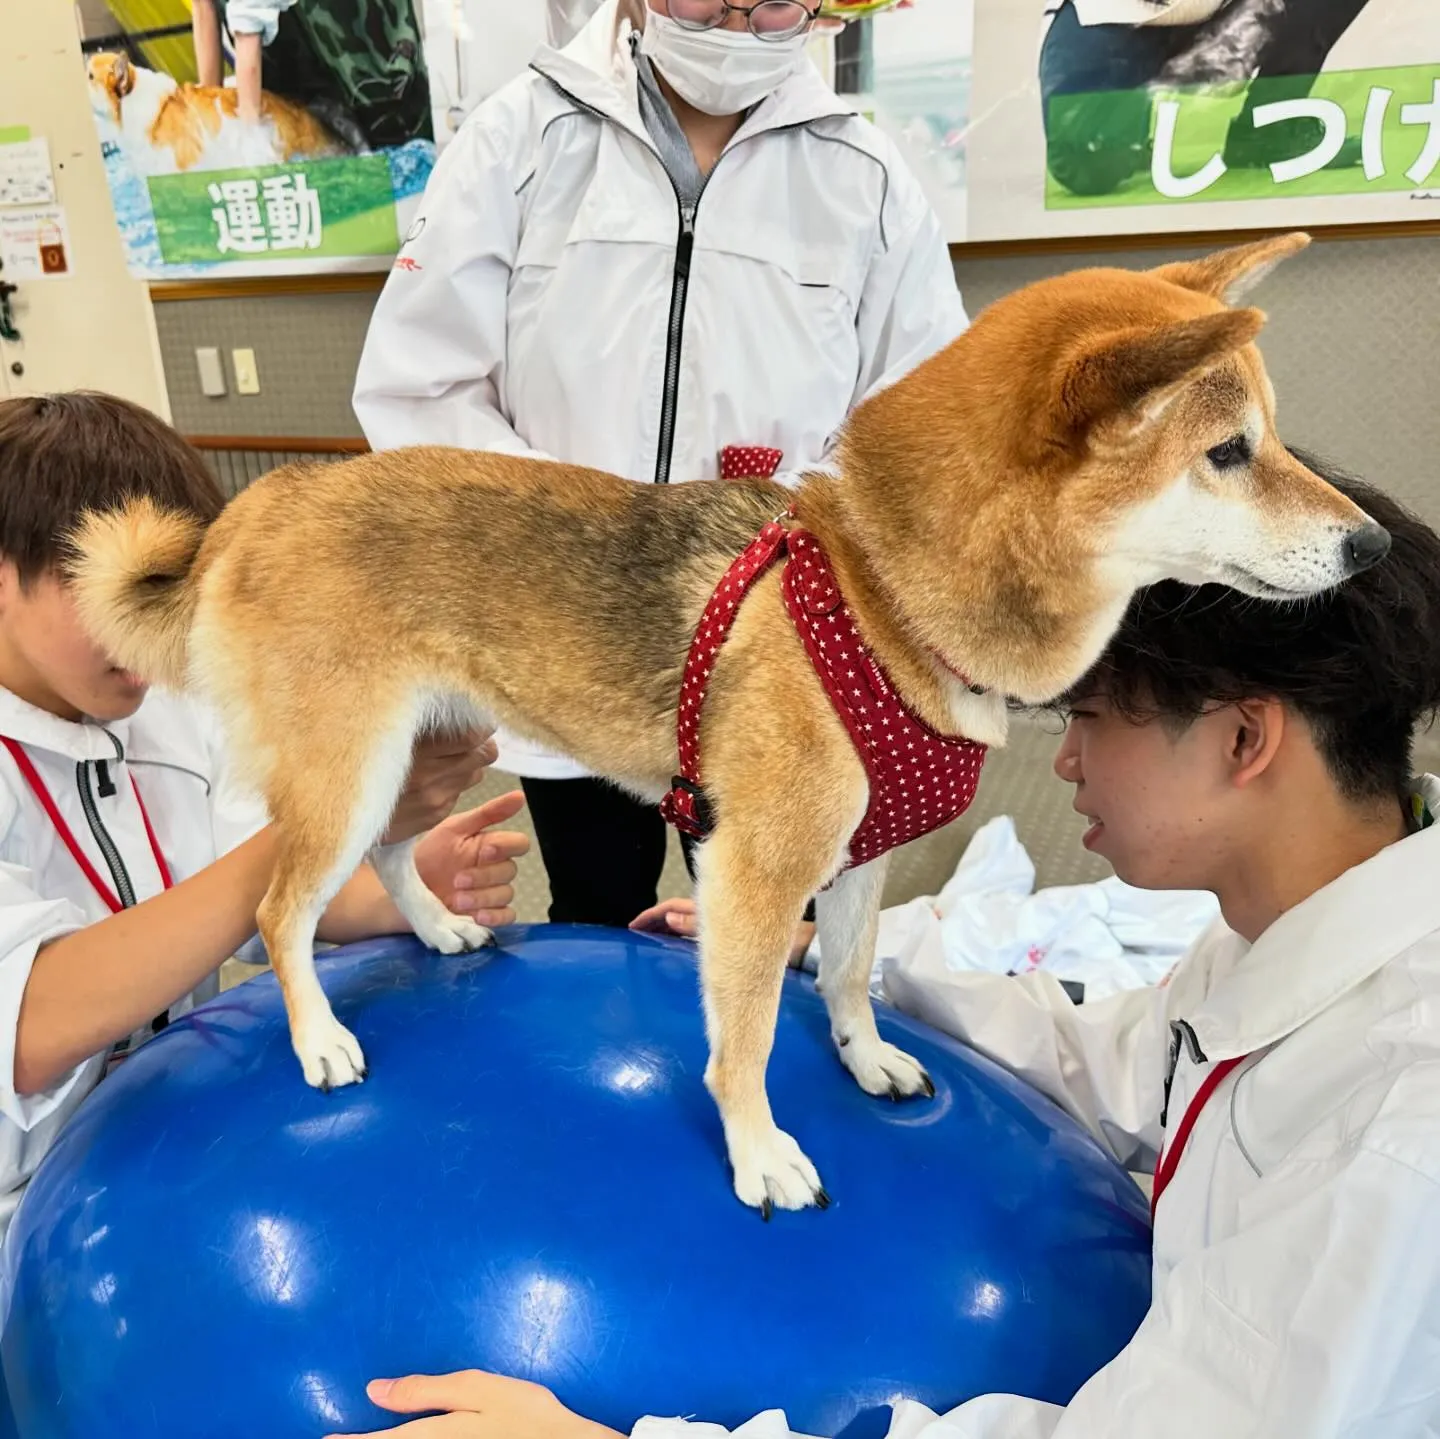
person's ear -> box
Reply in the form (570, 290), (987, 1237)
(1229, 697), (1285, 788)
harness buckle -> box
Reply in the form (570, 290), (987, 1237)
(661, 774), (715, 838)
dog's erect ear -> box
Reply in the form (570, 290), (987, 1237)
(1151, 233), (1309, 305)
(113, 53), (134, 95)
(1058, 307), (1265, 445)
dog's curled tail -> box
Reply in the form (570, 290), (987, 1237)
(66, 498), (212, 691)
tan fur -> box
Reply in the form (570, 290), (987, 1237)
(88, 51), (132, 125)
(86, 52), (339, 169)
(66, 499), (207, 689)
(69, 236), (1386, 1213)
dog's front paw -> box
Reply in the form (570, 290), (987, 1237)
(729, 1126), (829, 1219)
(839, 1036), (935, 1102)
(293, 1013), (367, 1092)
(415, 912), (494, 955)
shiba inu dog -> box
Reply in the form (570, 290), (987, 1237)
(69, 235), (1389, 1215)
(86, 52), (342, 175)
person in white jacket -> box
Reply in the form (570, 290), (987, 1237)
(342, 454), (1440, 1437)
(352, 0), (967, 931)
(0, 392), (528, 1239)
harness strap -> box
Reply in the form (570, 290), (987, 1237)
(660, 518), (792, 838)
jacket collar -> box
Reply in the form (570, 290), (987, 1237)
(1184, 775), (1440, 1061)
(0, 685), (131, 764)
(530, 0), (854, 149)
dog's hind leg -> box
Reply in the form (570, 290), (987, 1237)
(814, 856), (933, 1102)
(256, 697), (432, 1091)
(694, 825), (833, 1217)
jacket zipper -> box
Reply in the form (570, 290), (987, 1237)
(654, 201), (696, 485)
(530, 65), (848, 488)
(76, 757), (137, 909)
(78, 732), (171, 1039)
(1160, 1019), (1208, 1128)
(652, 115), (845, 485)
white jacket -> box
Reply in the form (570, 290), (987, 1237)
(0, 688), (266, 1237)
(352, 0), (967, 780)
(633, 778), (1440, 1438)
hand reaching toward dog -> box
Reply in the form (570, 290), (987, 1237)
(415, 790), (530, 927)
(629, 895), (701, 939)
(326, 1372), (621, 1439)
(631, 897), (817, 969)
(384, 730), (499, 845)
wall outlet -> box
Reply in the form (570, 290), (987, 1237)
(195, 347), (226, 398)
(232, 347), (260, 395)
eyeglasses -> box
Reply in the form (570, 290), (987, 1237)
(666, 0), (823, 41)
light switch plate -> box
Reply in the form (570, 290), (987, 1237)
(232, 347), (260, 395)
(195, 347), (226, 398)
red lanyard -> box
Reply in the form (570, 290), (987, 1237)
(1151, 1054), (1249, 1221)
(0, 735), (173, 911)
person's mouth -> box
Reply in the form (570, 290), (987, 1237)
(1074, 800), (1104, 851)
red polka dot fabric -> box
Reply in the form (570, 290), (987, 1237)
(661, 519), (791, 839)
(719, 445), (785, 480)
(661, 520), (989, 872)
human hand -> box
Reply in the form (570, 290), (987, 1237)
(382, 729), (498, 846)
(631, 898), (816, 968)
(413, 790), (529, 925)
(629, 895), (698, 939)
(326, 1371), (622, 1438)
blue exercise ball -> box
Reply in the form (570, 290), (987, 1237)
(0, 927), (1151, 1438)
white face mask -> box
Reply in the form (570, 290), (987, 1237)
(639, 11), (807, 116)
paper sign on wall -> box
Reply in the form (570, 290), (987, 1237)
(0, 206), (72, 280)
(0, 138), (57, 207)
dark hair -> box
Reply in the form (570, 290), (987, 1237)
(0, 391), (223, 584)
(1064, 452), (1440, 802)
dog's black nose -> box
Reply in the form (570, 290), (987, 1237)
(1344, 522), (1391, 575)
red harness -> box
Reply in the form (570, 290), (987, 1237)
(660, 494), (988, 870)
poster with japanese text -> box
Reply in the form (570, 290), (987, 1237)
(966, 0), (1440, 243)
(75, 0), (583, 278)
(77, 0), (444, 279)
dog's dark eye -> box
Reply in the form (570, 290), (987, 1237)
(1206, 435), (1251, 470)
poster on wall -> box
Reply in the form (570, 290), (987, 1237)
(80, 1), (975, 278)
(821, 0), (972, 242)
(77, 0), (443, 278)
(77, 0), (600, 278)
(965, 0), (1440, 243)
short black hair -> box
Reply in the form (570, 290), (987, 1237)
(1064, 452), (1440, 803)
(0, 391), (223, 584)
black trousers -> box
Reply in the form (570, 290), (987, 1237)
(521, 775), (814, 931)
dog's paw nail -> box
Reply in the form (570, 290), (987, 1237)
(921, 1073), (936, 1099)
(760, 1197), (774, 1223)
(816, 1187), (832, 1210)
(887, 1083), (903, 1102)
